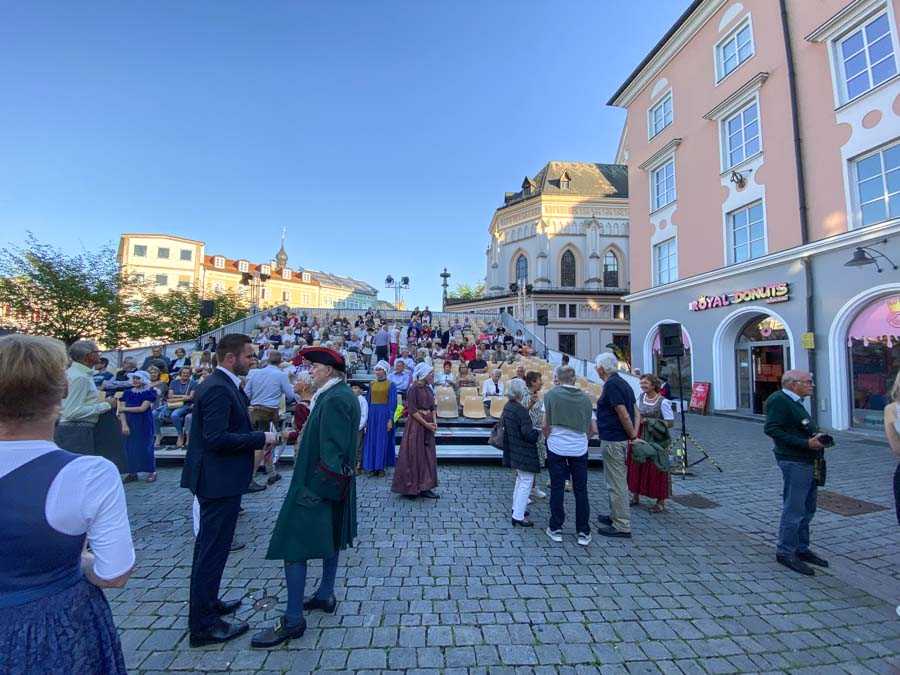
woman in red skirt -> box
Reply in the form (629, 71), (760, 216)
(627, 374), (674, 513)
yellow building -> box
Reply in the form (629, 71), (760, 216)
(117, 233), (378, 310)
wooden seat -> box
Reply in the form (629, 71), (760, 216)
(435, 386), (459, 418)
(487, 396), (506, 418)
(461, 396), (486, 419)
(474, 373), (489, 387)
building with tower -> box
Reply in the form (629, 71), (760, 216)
(445, 161), (631, 361)
(117, 232), (378, 310)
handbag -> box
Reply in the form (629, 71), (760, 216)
(489, 418), (505, 450)
(813, 457), (827, 487)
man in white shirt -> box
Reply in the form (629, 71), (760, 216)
(55, 340), (122, 468)
(244, 351), (295, 491)
(351, 383), (368, 472)
(482, 369), (504, 415)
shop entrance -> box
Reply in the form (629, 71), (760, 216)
(735, 315), (789, 414)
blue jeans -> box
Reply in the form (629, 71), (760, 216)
(777, 460), (817, 558)
(547, 450), (590, 535)
(170, 406), (190, 435)
(284, 552), (339, 626)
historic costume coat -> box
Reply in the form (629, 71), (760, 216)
(266, 380), (359, 562)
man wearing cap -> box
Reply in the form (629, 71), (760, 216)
(253, 346), (359, 648)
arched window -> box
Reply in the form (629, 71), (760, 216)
(515, 255), (528, 283)
(603, 251), (619, 287)
(560, 250), (576, 287)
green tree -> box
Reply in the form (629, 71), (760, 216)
(0, 235), (144, 346)
(448, 281), (485, 300)
(135, 286), (249, 342)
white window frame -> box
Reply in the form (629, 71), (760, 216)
(849, 139), (900, 228)
(282, 268), (291, 280)
(726, 199), (768, 264)
(261, 264), (271, 276)
(650, 158), (677, 211)
(834, 6), (899, 105)
(238, 260), (249, 273)
(282, 290), (291, 302)
(647, 90), (673, 140)
(213, 256), (225, 269)
(715, 15), (755, 84)
(301, 272), (311, 283)
(721, 96), (762, 171)
(652, 237), (678, 286)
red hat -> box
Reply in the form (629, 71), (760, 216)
(299, 346), (346, 372)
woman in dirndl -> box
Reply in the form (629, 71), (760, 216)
(627, 373), (674, 512)
(0, 335), (134, 675)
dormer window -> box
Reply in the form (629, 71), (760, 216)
(238, 260), (249, 273)
(261, 264), (271, 276)
(522, 177), (536, 195)
(301, 272), (311, 283)
(282, 268), (292, 280)
(213, 256), (225, 269)
(559, 171), (571, 190)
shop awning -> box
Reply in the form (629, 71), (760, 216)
(652, 327), (692, 352)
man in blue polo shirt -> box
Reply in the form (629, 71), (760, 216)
(594, 352), (637, 538)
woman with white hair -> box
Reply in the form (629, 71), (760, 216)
(118, 370), (158, 483)
(502, 378), (542, 527)
(362, 361), (397, 477)
(392, 363), (439, 499)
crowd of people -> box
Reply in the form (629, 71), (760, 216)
(1, 304), (898, 671)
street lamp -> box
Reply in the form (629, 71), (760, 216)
(385, 274), (410, 309)
(844, 240), (898, 273)
(440, 268), (451, 305)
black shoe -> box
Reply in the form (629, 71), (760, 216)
(266, 472), (282, 485)
(189, 619), (249, 648)
(230, 541), (246, 552)
(246, 481), (266, 493)
(511, 518), (534, 528)
(214, 598), (242, 615)
(303, 594), (337, 613)
(776, 554), (815, 576)
(419, 490), (439, 499)
(797, 551), (829, 568)
(250, 617), (307, 648)
(597, 514), (613, 527)
(596, 525), (632, 539)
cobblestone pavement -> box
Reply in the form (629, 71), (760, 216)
(109, 415), (900, 674)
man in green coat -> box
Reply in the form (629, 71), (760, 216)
(763, 369), (830, 577)
(251, 347), (359, 648)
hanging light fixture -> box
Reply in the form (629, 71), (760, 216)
(844, 241), (898, 273)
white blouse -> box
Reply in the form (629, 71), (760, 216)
(0, 440), (135, 581)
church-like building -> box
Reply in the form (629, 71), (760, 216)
(446, 161), (630, 361)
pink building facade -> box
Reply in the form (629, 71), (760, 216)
(610, 0), (900, 430)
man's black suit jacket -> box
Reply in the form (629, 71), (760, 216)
(180, 368), (266, 499)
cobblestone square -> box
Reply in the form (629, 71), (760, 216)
(110, 415), (900, 674)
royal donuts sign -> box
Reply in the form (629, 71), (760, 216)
(688, 282), (790, 312)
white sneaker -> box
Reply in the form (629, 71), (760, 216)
(577, 532), (592, 546)
(545, 527), (563, 543)
(532, 487), (547, 499)
(527, 497), (533, 505)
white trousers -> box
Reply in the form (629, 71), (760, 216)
(512, 470), (535, 520)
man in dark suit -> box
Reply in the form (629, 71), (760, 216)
(763, 370), (829, 576)
(181, 333), (276, 647)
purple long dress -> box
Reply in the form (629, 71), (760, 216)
(391, 382), (437, 496)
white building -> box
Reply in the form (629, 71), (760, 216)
(446, 161), (631, 361)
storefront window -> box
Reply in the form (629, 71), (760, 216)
(652, 328), (692, 399)
(849, 295), (900, 430)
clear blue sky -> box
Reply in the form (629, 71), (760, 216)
(0, 1), (690, 309)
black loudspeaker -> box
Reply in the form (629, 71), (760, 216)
(536, 309), (549, 326)
(200, 300), (216, 318)
(658, 322), (684, 357)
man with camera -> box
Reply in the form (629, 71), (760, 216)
(764, 370), (832, 576)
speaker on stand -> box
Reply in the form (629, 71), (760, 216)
(200, 300), (216, 318)
(536, 309), (549, 359)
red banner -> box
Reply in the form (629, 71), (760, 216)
(689, 381), (711, 413)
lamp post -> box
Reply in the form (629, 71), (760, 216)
(440, 268), (451, 306)
(240, 270), (270, 313)
(385, 274), (410, 309)
(844, 240), (898, 273)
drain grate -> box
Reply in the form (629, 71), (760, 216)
(817, 490), (888, 516)
(671, 493), (720, 509)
